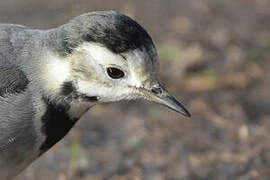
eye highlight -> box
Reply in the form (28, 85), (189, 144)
(106, 67), (125, 79)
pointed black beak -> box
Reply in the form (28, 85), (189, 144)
(143, 86), (191, 117)
(156, 94), (191, 117)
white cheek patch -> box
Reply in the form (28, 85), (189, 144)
(77, 80), (135, 102)
(77, 80), (114, 99)
(73, 43), (157, 102)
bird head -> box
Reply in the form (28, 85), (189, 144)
(45, 11), (190, 117)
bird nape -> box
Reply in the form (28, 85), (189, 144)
(0, 10), (190, 179)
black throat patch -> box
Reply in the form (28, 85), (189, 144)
(39, 81), (99, 154)
(39, 96), (78, 154)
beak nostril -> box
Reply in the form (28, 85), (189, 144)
(151, 87), (162, 95)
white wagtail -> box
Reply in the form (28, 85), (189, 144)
(0, 11), (190, 179)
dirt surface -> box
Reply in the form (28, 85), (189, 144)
(0, 0), (269, 179)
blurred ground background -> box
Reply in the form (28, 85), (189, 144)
(0, 0), (269, 179)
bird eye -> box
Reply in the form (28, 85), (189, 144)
(106, 67), (125, 79)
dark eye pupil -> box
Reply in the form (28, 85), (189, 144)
(107, 67), (125, 79)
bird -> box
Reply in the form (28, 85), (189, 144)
(0, 11), (190, 179)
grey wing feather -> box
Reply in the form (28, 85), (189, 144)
(0, 61), (29, 97)
(0, 24), (30, 97)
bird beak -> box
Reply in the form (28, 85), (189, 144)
(141, 86), (191, 117)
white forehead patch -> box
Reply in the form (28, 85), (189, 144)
(126, 49), (151, 88)
(79, 43), (127, 67)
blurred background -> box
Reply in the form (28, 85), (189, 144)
(1, 0), (269, 179)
